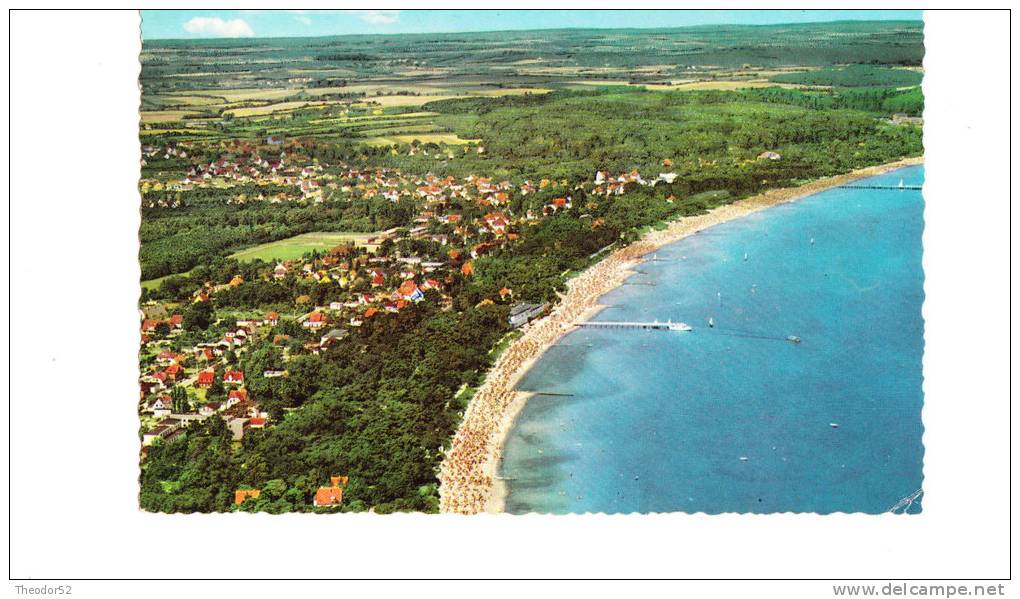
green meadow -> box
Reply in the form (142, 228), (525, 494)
(226, 231), (379, 263)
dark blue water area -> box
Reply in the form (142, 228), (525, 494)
(501, 166), (925, 514)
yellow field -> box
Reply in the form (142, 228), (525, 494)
(140, 128), (214, 136)
(393, 68), (451, 77)
(307, 111), (437, 125)
(366, 94), (464, 107)
(140, 110), (201, 123)
(226, 101), (336, 117)
(365, 133), (479, 146)
(155, 94), (226, 106)
(179, 88), (297, 103)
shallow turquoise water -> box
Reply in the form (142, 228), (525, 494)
(501, 165), (925, 514)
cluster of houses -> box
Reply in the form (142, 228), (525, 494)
(139, 139), (741, 462)
(591, 166), (684, 196)
(139, 311), (281, 450)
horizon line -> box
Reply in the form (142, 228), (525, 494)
(142, 18), (924, 43)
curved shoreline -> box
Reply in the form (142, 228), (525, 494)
(438, 156), (924, 515)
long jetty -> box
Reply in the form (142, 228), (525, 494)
(575, 321), (681, 330)
(837, 184), (922, 190)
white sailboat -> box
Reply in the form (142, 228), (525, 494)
(708, 317), (715, 328)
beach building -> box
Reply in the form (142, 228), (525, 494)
(508, 302), (548, 328)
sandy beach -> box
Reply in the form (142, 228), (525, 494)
(437, 156), (924, 515)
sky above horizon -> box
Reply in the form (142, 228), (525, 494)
(141, 9), (922, 40)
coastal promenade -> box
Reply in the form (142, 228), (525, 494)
(437, 156), (923, 515)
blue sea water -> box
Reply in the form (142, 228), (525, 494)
(500, 165), (925, 514)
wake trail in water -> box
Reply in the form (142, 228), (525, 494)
(887, 488), (923, 513)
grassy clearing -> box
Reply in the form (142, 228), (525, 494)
(142, 231), (384, 288)
(228, 231), (380, 263)
(141, 270), (193, 291)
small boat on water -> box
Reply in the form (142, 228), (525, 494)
(898, 178), (905, 189)
(708, 317), (715, 328)
(667, 321), (693, 332)
(743, 252), (749, 261)
(810, 237), (815, 245)
(739, 456), (749, 462)
(786, 335), (802, 344)
(830, 423), (840, 429)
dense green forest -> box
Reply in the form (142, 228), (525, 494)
(139, 186), (415, 280)
(770, 64), (923, 88)
(422, 88), (922, 181)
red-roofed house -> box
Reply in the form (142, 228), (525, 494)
(483, 212), (509, 235)
(224, 370), (244, 385)
(163, 363), (184, 384)
(314, 476), (347, 508)
(196, 370), (215, 388)
(234, 489), (261, 505)
(397, 280), (424, 301)
(303, 311), (326, 330)
(266, 311), (279, 326)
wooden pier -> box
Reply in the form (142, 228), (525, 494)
(837, 184), (922, 191)
(575, 321), (680, 331)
